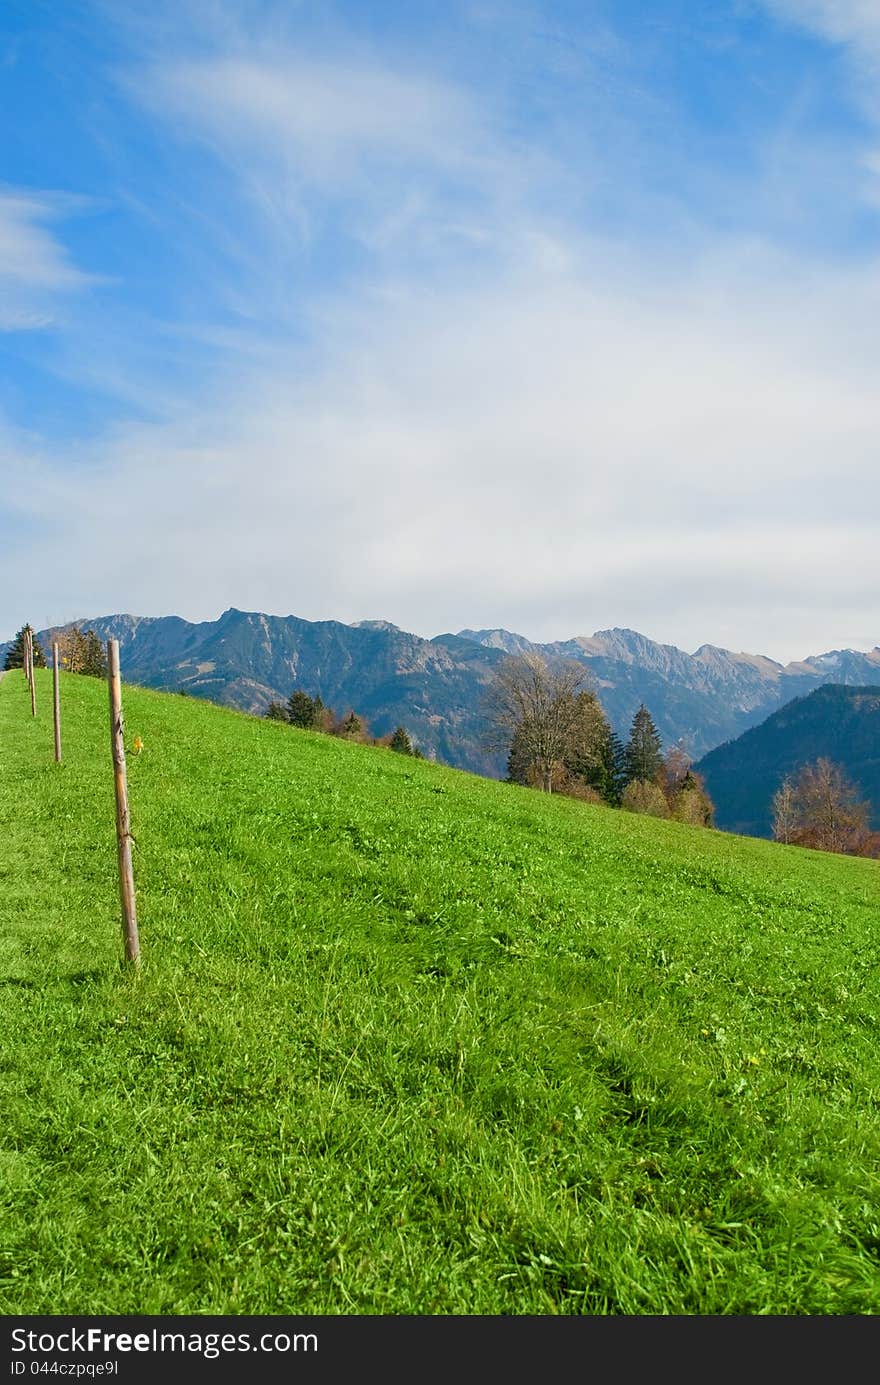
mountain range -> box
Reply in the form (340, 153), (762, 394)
(5, 609), (880, 775)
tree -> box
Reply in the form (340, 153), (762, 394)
(485, 654), (590, 793)
(771, 776), (797, 845)
(621, 779), (670, 818)
(659, 745), (714, 826)
(311, 696), (334, 733)
(776, 758), (870, 855)
(287, 690), (320, 729)
(4, 625), (46, 671)
(265, 701), (289, 721)
(623, 704), (663, 787)
(671, 771), (714, 827)
(79, 630), (107, 678)
(332, 709), (369, 742)
(389, 726), (415, 755)
(56, 626), (106, 677)
(660, 744), (692, 801)
(603, 729), (628, 806)
(562, 691), (613, 796)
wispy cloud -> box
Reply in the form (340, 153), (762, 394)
(764, 1), (880, 59)
(0, 189), (93, 330)
(123, 42), (514, 267)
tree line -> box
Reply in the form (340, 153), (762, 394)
(484, 653), (714, 825)
(264, 689), (422, 757)
(4, 624), (107, 677)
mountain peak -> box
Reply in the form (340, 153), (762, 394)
(351, 619), (403, 633)
(455, 628), (537, 654)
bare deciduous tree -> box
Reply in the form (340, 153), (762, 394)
(773, 758), (869, 855)
(771, 776), (797, 845)
(483, 654), (589, 793)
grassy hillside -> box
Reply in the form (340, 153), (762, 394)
(1, 667), (880, 1315)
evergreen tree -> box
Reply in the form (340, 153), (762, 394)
(389, 726), (414, 755)
(607, 730), (627, 805)
(265, 701), (289, 721)
(623, 704), (663, 786)
(587, 725), (625, 805)
(287, 690), (319, 728)
(4, 625), (46, 671)
(563, 692), (615, 801)
(80, 630), (107, 678)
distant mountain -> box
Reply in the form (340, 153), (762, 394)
(695, 685), (880, 838)
(4, 611), (880, 775)
(458, 627), (880, 759)
(7, 610), (508, 775)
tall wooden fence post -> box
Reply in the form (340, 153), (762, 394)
(53, 641), (62, 763)
(27, 630), (36, 718)
(107, 638), (140, 967)
(23, 627), (30, 685)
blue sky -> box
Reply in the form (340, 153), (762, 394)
(2, 0), (880, 658)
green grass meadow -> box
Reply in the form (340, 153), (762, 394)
(1, 666), (879, 1313)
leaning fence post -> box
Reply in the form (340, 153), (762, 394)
(107, 638), (140, 967)
(53, 641), (62, 762)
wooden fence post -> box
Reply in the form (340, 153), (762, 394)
(53, 641), (62, 762)
(23, 627), (30, 685)
(107, 638), (140, 967)
(27, 630), (36, 718)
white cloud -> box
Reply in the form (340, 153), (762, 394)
(149, 55), (483, 175)
(119, 24), (568, 287)
(0, 189), (92, 330)
(760, 2), (880, 212)
(763, 1), (880, 58)
(124, 47), (511, 262)
(3, 236), (879, 661)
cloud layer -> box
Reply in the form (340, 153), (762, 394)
(2, 2), (879, 663)
(5, 235), (879, 659)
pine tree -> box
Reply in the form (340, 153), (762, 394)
(623, 705), (663, 786)
(265, 701), (289, 721)
(389, 726), (414, 755)
(80, 630), (107, 678)
(607, 730), (627, 805)
(287, 690), (318, 728)
(588, 725), (625, 805)
(4, 625), (46, 671)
